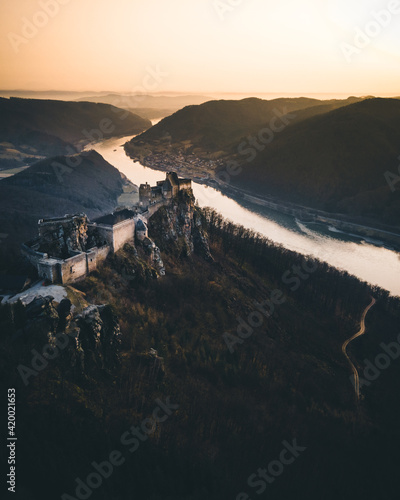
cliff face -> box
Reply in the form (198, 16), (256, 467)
(76, 304), (121, 372)
(148, 191), (213, 261)
(15, 296), (121, 380)
(140, 237), (166, 276)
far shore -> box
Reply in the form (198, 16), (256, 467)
(124, 145), (400, 251)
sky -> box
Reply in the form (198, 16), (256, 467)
(0, 0), (399, 96)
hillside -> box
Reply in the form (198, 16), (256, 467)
(0, 150), (126, 248)
(0, 97), (151, 169)
(126, 96), (363, 156)
(125, 97), (400, 227)
(1, 198), (400, 499)
(231, 98), (400, 225)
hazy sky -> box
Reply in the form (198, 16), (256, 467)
(0, 0), (399, 95)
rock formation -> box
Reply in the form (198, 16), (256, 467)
(14, 296), (121, 379)
(148, 190), (213, 261)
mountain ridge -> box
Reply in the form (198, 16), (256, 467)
(0, 97), (151, 169)
(0, 150), (127, 248)
(125, 97), (400, 227)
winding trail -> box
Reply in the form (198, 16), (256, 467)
(342, 297), (376, 401)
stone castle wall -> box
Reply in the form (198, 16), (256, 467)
(21, 243), (48, 267)
(37, 258), (61, 283)
(112, 219), (136, 252)
(23, 174), (192, 285)
(24, 218), (134, 285)
(92, 218), (135, 253)
(59, 253), (88, 284)
(25, 244), (111, 285)
(178, 180), (192, 191)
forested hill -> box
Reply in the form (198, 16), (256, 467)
(126, 96), (400, 228)
(0, 150), (126, 249)
(0, 98), (151, 168)
(231, 98), (400, 226)
(128, 96), (362, 152)
(1, 199), (400, 500)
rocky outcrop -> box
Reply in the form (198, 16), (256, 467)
(23, 295), (60, 344)
(192, 210), (214, 262)
(14, 296), (121, 378)
(76, 304), (121, 372)
(140, 237), (166, 276)
(136, 348), (165, 381)
(148, 191), (213, 261)
(38, 215), (90, 258)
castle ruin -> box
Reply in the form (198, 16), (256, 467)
(22, 173), (191, 284)
(139, 171), (192, 208)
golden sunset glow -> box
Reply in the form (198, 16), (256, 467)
(0, 0), (399, 95)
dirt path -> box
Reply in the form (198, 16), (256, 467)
(342, 297), (376, 401)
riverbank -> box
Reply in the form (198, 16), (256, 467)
(86, 134), (400, 295)
(221, 187), (400, 251)
(123, 147), (400, 251)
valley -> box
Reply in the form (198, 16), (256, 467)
(126, 97), (400, 230)
(3, 1), (400, 498)
(92, 133), (400, 296)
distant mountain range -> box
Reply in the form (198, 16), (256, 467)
(75, 93), (212, 108)
(0, 150), (127, 246)
(0, 90), (110, 101)
(74, 93), (214, 119)
(0, 98), (151, 169)
(127, 96), (400, 227)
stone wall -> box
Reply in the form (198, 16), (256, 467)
(86, 249), (97, 274)
(86, 246), (110, 274)
(179, 180), (192, 191)
(96, 245), (111, 262)
(37, 259), (61, 283)
(111, 219), (136, 252)
(90, 224), (114, 249)
(21, 242), (48, 268)
(88, 219), (135, 253)
(146, 200), (169, 219)
(60, 253), (88, 284)
(35, 246), (112, 285)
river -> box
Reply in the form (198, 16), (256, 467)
(88, 133), (400, 297)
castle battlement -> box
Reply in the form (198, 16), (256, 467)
(21, 172), (186, 285)
(139, 172), (192, 208)
(23, 212), (148, 285)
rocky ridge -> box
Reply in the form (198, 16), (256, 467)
(148, 190), (213, 261)
(13, 295), (121, 380)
